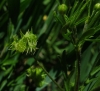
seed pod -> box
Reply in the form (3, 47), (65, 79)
(58, 4), (68, 14)
(94, 3), (100, 10)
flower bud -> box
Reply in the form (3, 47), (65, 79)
(58, 4), (68, 14)
(94, 3), (100, 10)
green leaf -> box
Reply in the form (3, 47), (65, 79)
(91, 77), (100, 91)
(2, 59), (17, 66)
(0, 0), (6, 9)
(26, 58), (35, 66)
(20, 0), (32, 12)
(0, 80), (7, 91)
(75, 16), (87, 26)
(69, 0), (89, 25)
(70, 1), (79, 16)
(0, 12), (9, 28)
(15, 73), (26, 84)
(78, 24), (100, 47)
(89, 11), (100, 28)
(63, 14), (69, 23)
(85, 39), (100, 42)
(53, 11), (63, 25)
(62, 29), (72, 40)
(4, 66), (13, 76)
(36, 69), (57, 91)
(91, 65), (100, 76)
(80, 46), (98, 83)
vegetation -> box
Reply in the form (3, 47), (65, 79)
(0, 0), (100, 91)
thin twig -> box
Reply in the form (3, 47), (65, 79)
(37, 61), (64, 91)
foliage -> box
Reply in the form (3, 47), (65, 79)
(0, 0), (100, 91)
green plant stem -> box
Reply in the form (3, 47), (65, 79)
(72, 27), (81, 91)
(74, 46), (81, 91)
(37, 61), (64, 91)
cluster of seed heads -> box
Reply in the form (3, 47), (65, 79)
(10, 31), (37, 54)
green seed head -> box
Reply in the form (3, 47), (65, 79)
(10, 30), (37, 54)
(16, 39), (26, 52)
(26, 66), (46, 87)
(58, 4), (68, 14)
(94, 3), (100, 10)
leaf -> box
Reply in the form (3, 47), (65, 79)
(53, 11), (63, 25)
(78, 24), (100, 47)
(2, 59), (17, 66)
(0, 12), (9, 28)
(69, 0), (89, 25)
(20, 0), (32, 12)
(26, 58), (35, 66)
(85, 39), (100, 42)
(91, 77), (100, 91)
(36, 69), (57, 91)
(0, 80), (7, 91)
(20, 30), (24, 38)
(70, 1), (79, 16)
(89, 11), (100, 28)
(62, 29), (72, 40)
(63, 14), (70, 23)
(15, 72), (26, 84)
(75, 16), (87, 26)
(0, 0), (6, 9)
(0, 32), (4, 39)
(80, 46), (98, 83)
(91, 65), (100, 76)
(4, 66), (13, 76)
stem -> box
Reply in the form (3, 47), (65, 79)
(74, 46), (81, 91)
(37, 61), (64, 91)
(72, 27), (81, 91)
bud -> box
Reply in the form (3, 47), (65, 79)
(58, 4), (68, 14)
(94, 3), (100, 10)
